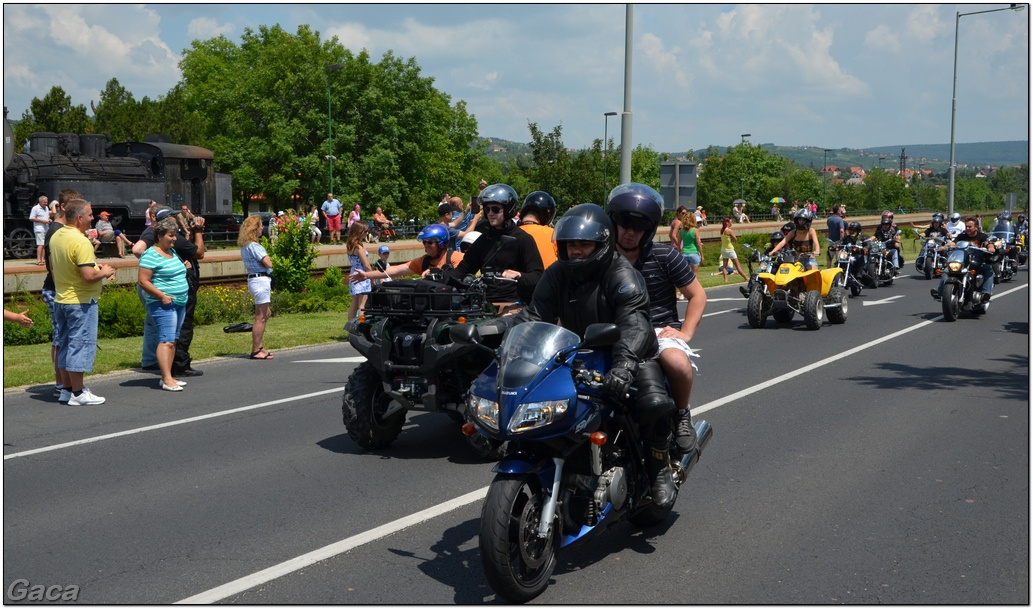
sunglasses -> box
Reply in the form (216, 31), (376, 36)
(485, 205), (505, 215)
(616, 213), (652, 232)
(422, 239), (439, 246)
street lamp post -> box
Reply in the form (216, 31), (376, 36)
(603, 111), (618, 194)
(823, 148), (831, 213)
(947, 4), (1024, 217)
(325, 62), (345, 193)
(740, 133), (750, 201)
(917, 161), (924, 209)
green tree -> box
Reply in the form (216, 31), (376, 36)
(12, 86), (91, 150)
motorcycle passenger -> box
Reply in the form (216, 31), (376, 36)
(349, 224), (464, 283)
(945, 212), (965, 238)
(769, 209), (820, 270)
(517, 191), (558, 267)
(919, 213), (950, 239)
(444, 184), (545, 316)
(459, 230), (481, 254)
(1015, 213), (1028, 238)
(940, 216), (996, 303)
(502, 203), (680, 508)
(871, 210), (902, 274)
(607, 183), (707, 456)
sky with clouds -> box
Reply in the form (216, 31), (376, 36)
(3, 3), (1028, 153)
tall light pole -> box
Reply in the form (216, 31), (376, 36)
(739, 133), (751, 200)
(947, 4), (1024, 217)
(823, 148), (831, 212)
(325, 62), (345, 193)
(917, 161), (925, 209)
(603, 111), (618, 194)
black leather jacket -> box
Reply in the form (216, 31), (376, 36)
(509, 252), (657, 372)
(444, 220), (543, 303)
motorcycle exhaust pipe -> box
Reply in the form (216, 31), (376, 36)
(676, 420), (713, 479)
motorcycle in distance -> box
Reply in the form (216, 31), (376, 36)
(342, 271), (510, 457)
(930, 240), (993, 321)
(746, 248), (848, 330)
(912, 229), (948, 281)
(987, 218), (1019, 283)
(826, 239), (868, 297)
(863, 233), (899, 287)
(738, 243), (779, 298)
(450, 321), (712, 603)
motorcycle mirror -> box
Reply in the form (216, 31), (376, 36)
(582, 323), (620, 348)
(449, 323), (480, 345)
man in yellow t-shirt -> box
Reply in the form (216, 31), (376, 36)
(50, 199), (115, 406)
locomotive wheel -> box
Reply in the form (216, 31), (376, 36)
(5, 227), (35, 259)
(746, 289), (768, 328)
(803, 290), (824, 330)
(826, 287), (848, 324)
(341, 361), (406, 450)
(941, 284), (960, 322)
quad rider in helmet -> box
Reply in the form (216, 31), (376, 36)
(349, 224), (464, 283)
(498, 203), (681, 508)
(769, 208), (821, 270)
(871, 210), (902, 274)
(517, 190), (558, 267)
(606, 183), (707, 457)
(443, 184), (544, 315)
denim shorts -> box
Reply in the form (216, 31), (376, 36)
(682, 253), (701, 267)
(55, 300), (98, 373)
(42, 289), (62, 347)
(147, 300), (186, 343)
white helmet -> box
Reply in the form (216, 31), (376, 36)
(460, 231), (481, 252)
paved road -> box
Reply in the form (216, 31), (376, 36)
(3, 268), (1028, 603)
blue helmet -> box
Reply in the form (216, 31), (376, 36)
(605, 182), (664, 250)
(417, 224), (449, 249)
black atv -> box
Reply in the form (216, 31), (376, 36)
(342, 275), (503, 457)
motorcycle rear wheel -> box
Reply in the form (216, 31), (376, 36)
(803, 290), (824, 330)
(746, 289), (768, 328)
(342, 361), (406, 449)
(480, 474), (558, 603)
(941, 283), (960, 322)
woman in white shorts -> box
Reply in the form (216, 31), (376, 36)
(238, 215), (274, 360)
(719, 216), (750, 283)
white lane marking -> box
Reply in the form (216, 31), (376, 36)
(2, 387), (345, 461)
(175, 487), (490, 604)
(703, 308), (741, 317)
(174, 284), (1030, 604)
(703, 297), (750, 303)
(293, 357), (367, 363)
(862, 294), (905, 306)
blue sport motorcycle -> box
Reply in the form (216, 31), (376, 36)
(451, 321), (713, 603)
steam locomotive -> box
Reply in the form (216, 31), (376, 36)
(3, 131), (232, 258)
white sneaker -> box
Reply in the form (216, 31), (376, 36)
(68, 388), (105, 406)
(58, 389), (72, 403)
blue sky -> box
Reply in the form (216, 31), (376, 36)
(3, 3), (1029, 153)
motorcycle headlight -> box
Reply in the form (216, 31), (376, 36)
(467, 394), (499, 431)
(947, 261), (962, 272)
(838, 250), (849, 261)
(507, 400), (570, 434)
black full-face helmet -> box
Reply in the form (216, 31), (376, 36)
(931, 212), (944, 226)
(553, 203), (615, 279)
(770, 231), (785, 244)
(847, 221), (863, 233)
(520, 191), (557, 226)
(605, 182), (664, 251)
(793, 208), (815, 230)
(781, 222), (795, 235)
(479, 184), (520, 220)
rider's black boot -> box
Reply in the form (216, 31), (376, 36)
(646, 438), (677, 509)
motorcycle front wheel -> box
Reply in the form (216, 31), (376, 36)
(941, 283), (960, 322)
(480, 474), (558, 603)
(866, 260), (880, 289)
(342, 361), (406, 449)
(924, 256), (934, 280)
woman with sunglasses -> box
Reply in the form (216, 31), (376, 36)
(348, 224), (464, 284)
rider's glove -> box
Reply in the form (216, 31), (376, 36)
(602, 366), (634, 398)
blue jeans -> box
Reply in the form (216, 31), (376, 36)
(682, 253), (701, 267)
(887, 248), (900, 269)
(55, 300), (98, 373)
(138, 285), (158, 366)
(147, 300), (186, 343)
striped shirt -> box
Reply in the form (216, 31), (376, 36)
(632, 243), (696, 330)
(140, 247), (189, 305)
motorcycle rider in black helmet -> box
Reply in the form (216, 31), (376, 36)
(871, 210), (902, 274)
(443, 184), (544, 315)
(606, 183), (707, 457)
(517, 191), (558, 267)
(502, 203), (680, 508)
(769, 208), (821, 270)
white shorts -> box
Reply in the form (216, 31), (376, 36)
(654, 327), (699, 371)
(720, 248), (738, 260)
(248, 275), (272, 305)
(35, 230), (46, 246)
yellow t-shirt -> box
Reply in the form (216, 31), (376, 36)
(50, 225), (102, 304)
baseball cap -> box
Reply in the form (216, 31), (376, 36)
(378, 245), (391, 255)
(438, 202), (460, 215)
(154, 206), (179, 222)
(99, 211), (111, 218)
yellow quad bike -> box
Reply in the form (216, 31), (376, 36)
(746, 249), (848, 330)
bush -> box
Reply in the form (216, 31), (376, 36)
(194, 284), (256, 326)
(269, 217), (317, 293)
(321, 265), (343, 289)
(97, 285), (146, 339)
(3, 293), (53, 346)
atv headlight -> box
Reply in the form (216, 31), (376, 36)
(467, 394), (499, 431)
(507, 400), (570, 434)
(947, 261), (963, 272)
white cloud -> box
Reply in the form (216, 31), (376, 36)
(905, 5), (941, 44)
(640, 32), (691, 89)
(187, 17), (235, 40)
(864, 24), (900, 53)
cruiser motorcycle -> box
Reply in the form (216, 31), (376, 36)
(913, 230), (948, 281)
(452, 321), (712, 603)
(827, 239), (868, 297)
(931, 241), (993, 321)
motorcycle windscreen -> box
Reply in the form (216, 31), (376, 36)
(498, 322), (580, 389)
